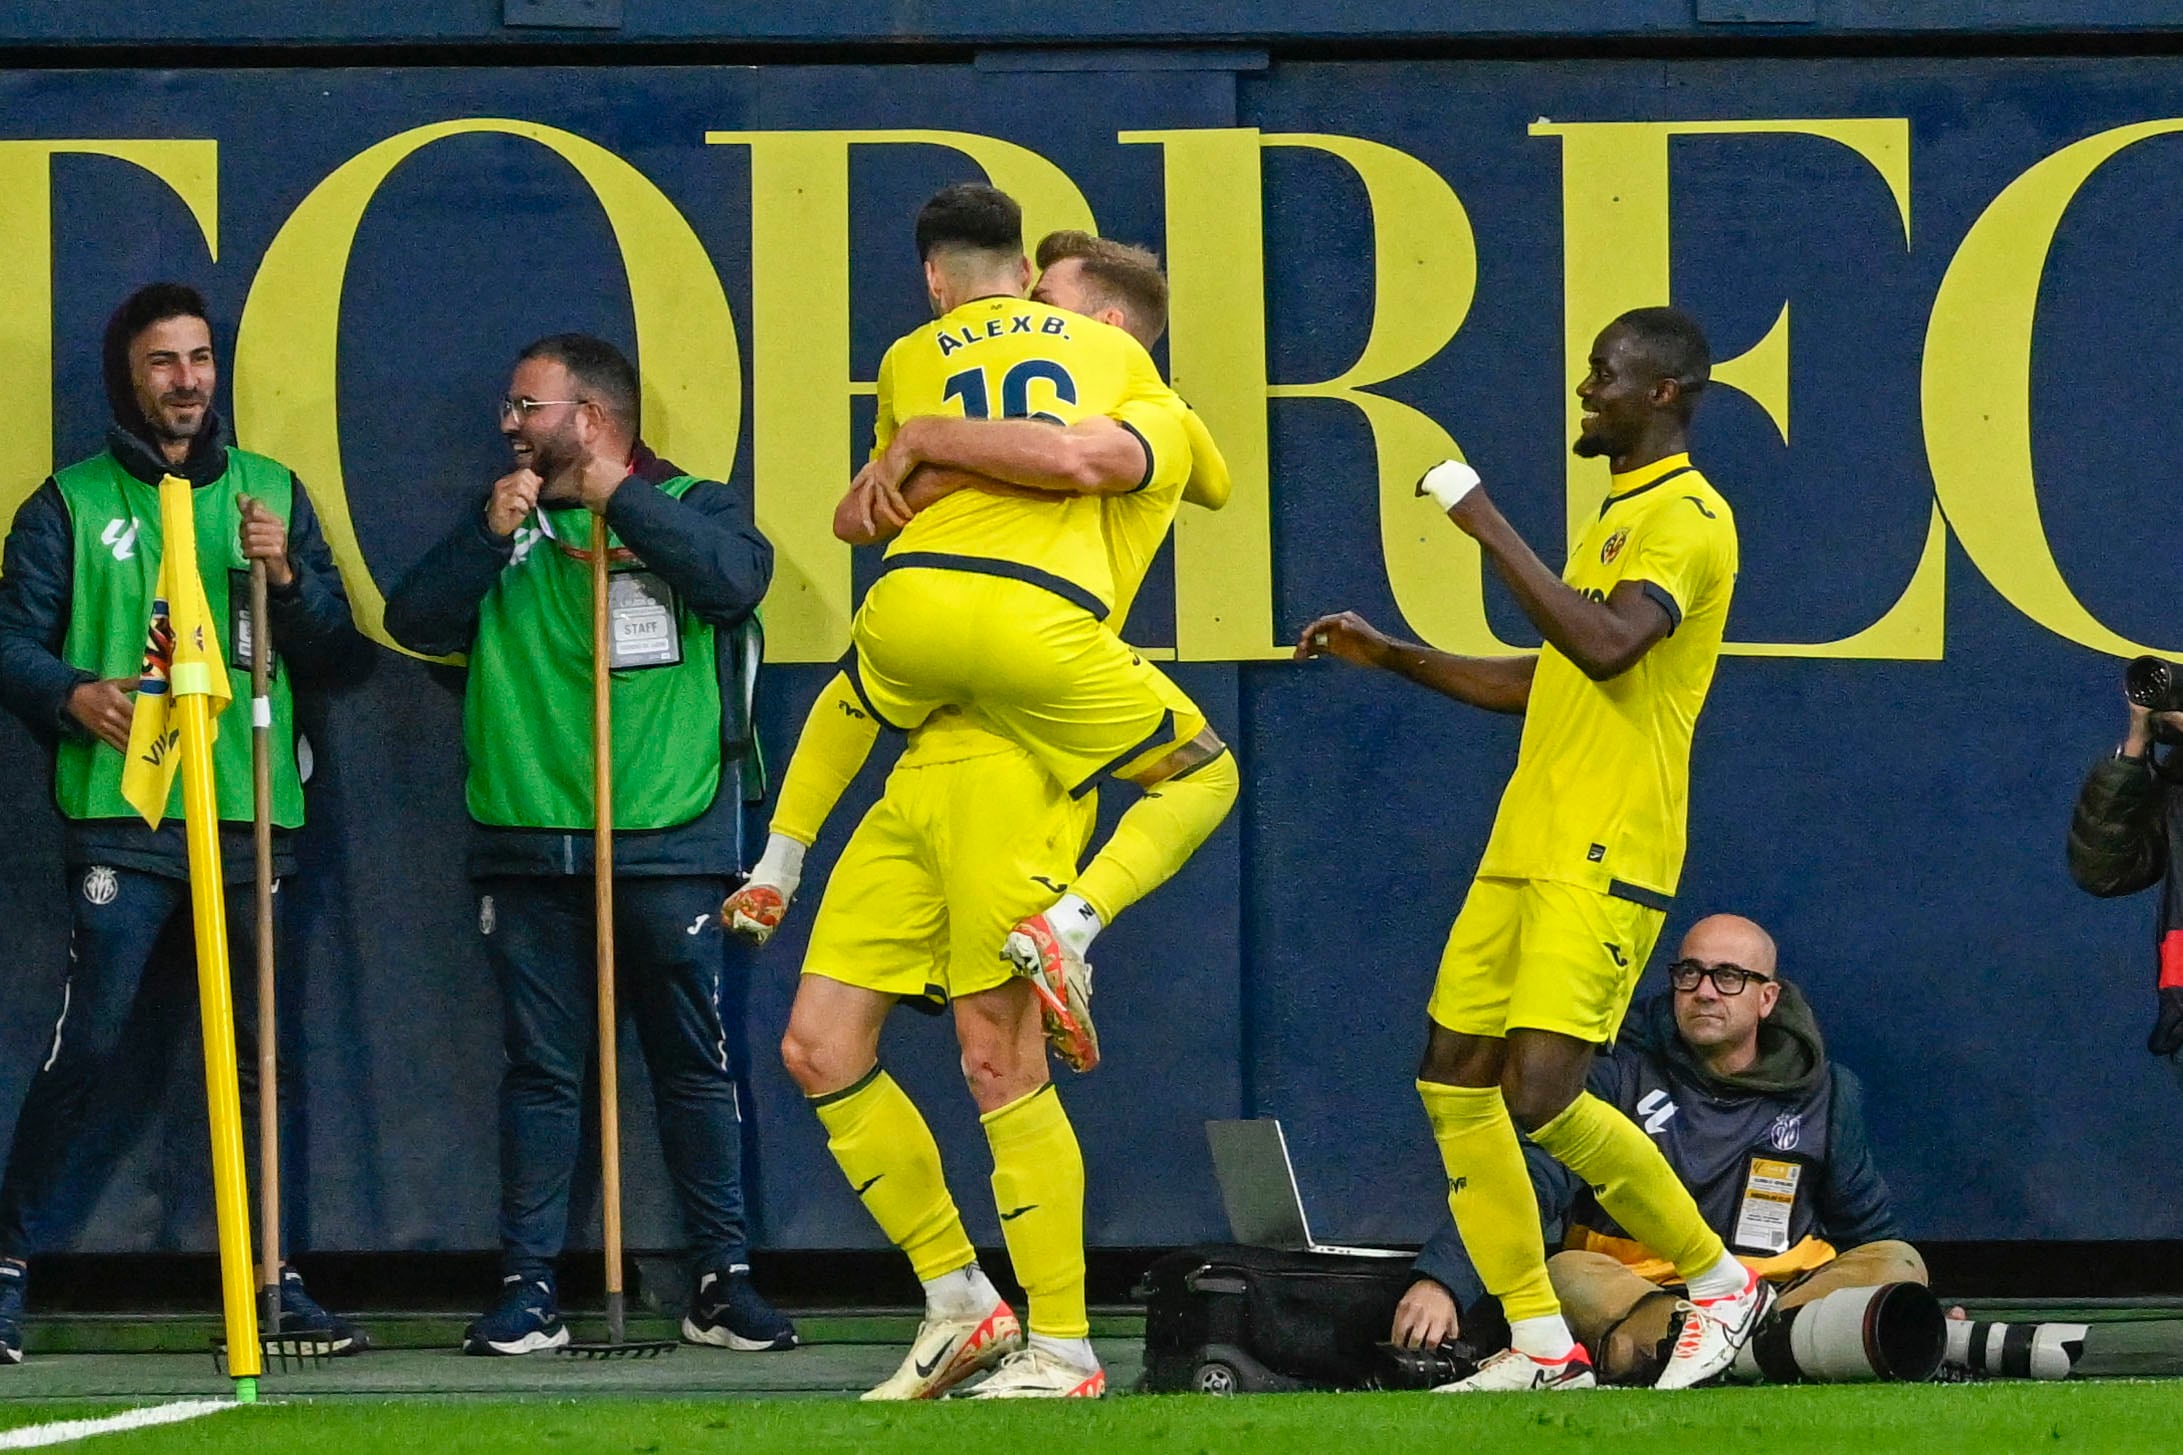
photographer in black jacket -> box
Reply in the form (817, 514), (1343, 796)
(2067, 692), (2183, 1064)
(1393, 914), (1924, 1385)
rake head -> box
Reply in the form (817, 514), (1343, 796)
(558, 1337), (679, 1360)
(211, 1334), (335, 1375)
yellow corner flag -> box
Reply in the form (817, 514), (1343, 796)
(120, 474), (231, 827)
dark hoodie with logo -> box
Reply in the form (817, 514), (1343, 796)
(1412, 983), (1901, 1308)
(0, 379), (353, 881)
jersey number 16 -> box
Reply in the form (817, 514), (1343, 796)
(943, 359), (1077, 426)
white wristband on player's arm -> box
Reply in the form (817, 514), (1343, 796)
(1417, 459), (1481, 512)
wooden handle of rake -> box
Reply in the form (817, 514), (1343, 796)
(249, 558), (280, 1340)
(591, 515), (626, 1346)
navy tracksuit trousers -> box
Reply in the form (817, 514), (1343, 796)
(478, 875), (749, 1279)
(0, 864), (301, 1258)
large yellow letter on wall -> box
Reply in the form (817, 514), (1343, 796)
(1126, 129), (1509, 658)
(1532, 118), (1944, 659)
(707, 130), (1094, 663)
(1118, 128), (1273, 660)
(1924, 120), (2183, 658)
(0, 141), (218, 542)
(234, 119), (738, 656)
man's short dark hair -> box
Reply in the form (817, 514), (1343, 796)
(102, 282), (211, 428)
(518, 333), (640, 436)
(1615, 306), (1712, 412)
(1035, 231), (1169, 344)
(915, 184), (1023, 263)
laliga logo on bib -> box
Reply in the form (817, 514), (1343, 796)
(1768, 1112), (1803, 1152)
(1600, 526), (1630, 565)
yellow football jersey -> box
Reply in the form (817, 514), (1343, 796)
(1099, 396), (1210, 629)
(874, 295), (1180, 614)
(892, 395), (1215, 771)
(1475, 453), (1738, 903)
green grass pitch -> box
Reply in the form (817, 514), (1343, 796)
(0, 1384), (2174, 1454)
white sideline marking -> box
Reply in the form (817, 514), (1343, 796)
(0, 1400), (233, 1448)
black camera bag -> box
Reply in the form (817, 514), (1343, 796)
(1135, 1243), (1421, 1393)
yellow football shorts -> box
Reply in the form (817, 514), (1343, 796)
(849, 564), (1206, 796)
(1427, 876), (1667, 1045)
(801, 744), (1096, 1005)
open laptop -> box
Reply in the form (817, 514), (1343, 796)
(1204, 1118), (1409, 1258)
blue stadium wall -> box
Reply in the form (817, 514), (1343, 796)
(1, 7), (2180, 1257)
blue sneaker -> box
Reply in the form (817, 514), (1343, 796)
(278, 1268), (369, 1356)
(463, 1273), (569, 1356)
(0, 1261), (24, 1365)
(681, 1267), (798, 1351)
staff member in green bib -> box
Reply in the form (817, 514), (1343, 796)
(0, 282), (363, 1362)
(384, 334), (792, 1356)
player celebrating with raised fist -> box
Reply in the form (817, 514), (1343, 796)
(1298, 307), (1755, 1392)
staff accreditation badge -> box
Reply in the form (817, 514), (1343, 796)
(1733, 1156), (1800, 1255)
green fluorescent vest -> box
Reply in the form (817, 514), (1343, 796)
(52, 449), (304, 828)
(465, 480), (722, 831)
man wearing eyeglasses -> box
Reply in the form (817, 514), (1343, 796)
(1391, 914), (1925, 1384)
(384, 334), (793, 1358)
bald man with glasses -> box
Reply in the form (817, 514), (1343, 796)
(1394, 914), (1926, 1385)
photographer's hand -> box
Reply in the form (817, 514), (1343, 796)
(1390, 1279), (1459, 1349)
(2124, 700), (2183, 760)
(2125, 700), (2156, 760)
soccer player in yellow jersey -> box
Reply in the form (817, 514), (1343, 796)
(774, 239), (1224, 1399)
(732, 196), (1235, 1069)
(1300, 308), (1764, 1392)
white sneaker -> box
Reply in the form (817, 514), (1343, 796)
(1434, 1345), (1596, 1392)
(960, 1344), (1107, 1398)
(723, 881), (791, 947)
(861, 1301), (1022, 1401)
(1656, 1269), (1775, 1390)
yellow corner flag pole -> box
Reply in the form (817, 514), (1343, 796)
(157, 475), (262, 1399)
(180, 688), (263, 1398)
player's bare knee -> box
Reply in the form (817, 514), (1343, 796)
(780, 1026), (855, 1097)
(1419, 1023), (1501, 1087)
(1500, 1030), (1594, 1128)
(1501, 1072), (1579, 1133)
(958, 1051), (1045, 1113)
(955, 1020), (1045, 1110)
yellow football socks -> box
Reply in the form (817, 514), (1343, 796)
(982, 1084), (1088, 1339)
(1417, 1079), (1562, 1324)
(1072, 749), (1239, 923)
(1529, 1091), (1729, 1284)
(770, 670), (880, 847)
(812, 1067), (975, 1284)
